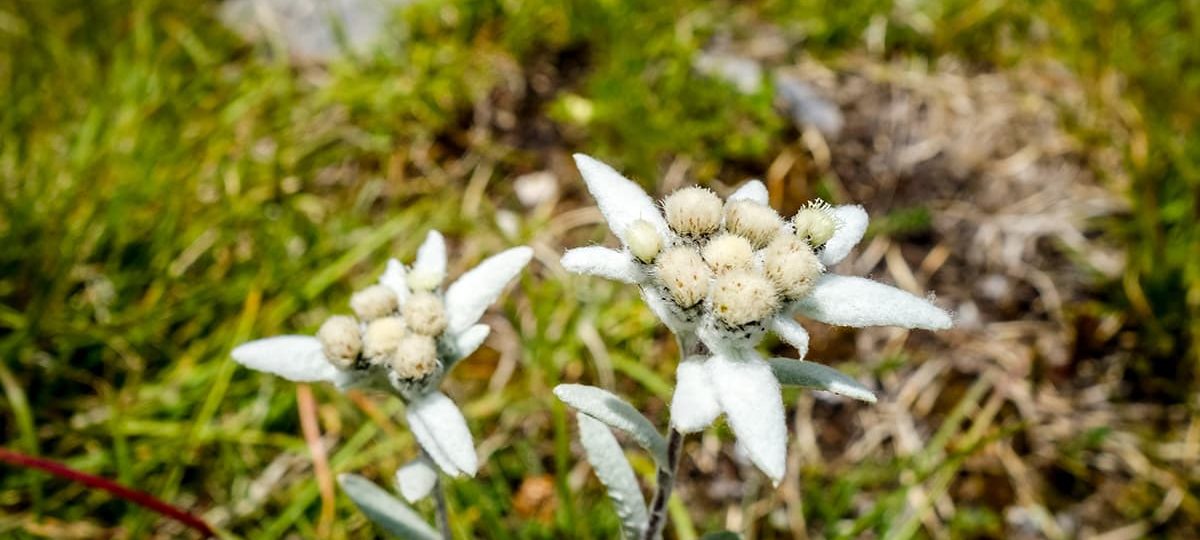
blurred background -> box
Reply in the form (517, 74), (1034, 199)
(1, 0), (1197, 538)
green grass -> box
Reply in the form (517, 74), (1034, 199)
(1, 0), (1197, 538)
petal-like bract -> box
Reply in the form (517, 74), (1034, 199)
(706, 351), (787, 484)
(820, 205), (868, 266)
(451, 324), (491, 362)
(795, 275), (953, 330)
(411, 230), (447, 288)
(232, 336), (339, 383)
(573, 154), (671, 244)
(443, 246), (533, 335)
(395, 455), (439, 503)
(769, 316), (811, 359)
(561, 246), (643, 284)
(728, 179), (769, 205)
(405, 392), (478, 476)
(670, 357), (721, 433)
(379, 258), (410, 306)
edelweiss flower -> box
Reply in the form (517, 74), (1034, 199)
(233, 231), (531, 495)
(561, 154), (951, 483)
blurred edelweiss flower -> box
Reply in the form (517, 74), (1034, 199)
(232, 231), (532, 496)
(562, 154), (952, 483)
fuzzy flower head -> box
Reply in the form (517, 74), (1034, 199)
(232, 231), (532, 484)
(561, 154), (952, 483)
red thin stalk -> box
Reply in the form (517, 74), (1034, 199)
(0, 447), (216, 538)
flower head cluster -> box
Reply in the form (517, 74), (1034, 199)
(562, 154), (952, 483)
(233, 231), (531, 490)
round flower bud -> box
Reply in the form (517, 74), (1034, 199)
(663, 186), (723, 238)
(710, 270), (779, 327)
(403, 292), (448, 336)
(701, 233), (754, 274)
(363, 316), (407, 364)
(625, 219), (662, 263)
(406, 268), (443, 292)
(793, 202), (837, 246)
(724, 200), (781, 248)
(390, 334), (439, 380)
(317, 315), (361, 369)
(762, 234), (823, 299)
(350, 285), (399, 321)
(654, 247), (711, 308)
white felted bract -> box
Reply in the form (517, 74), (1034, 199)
(395, 456), (439, 503)
(406, 392), (478, 476)
(796, 275), (953, 330)
(768, 358), (877, 403)
(409, 231), (447, 290)
(728, 179), (768, 205)
(444, 246), (533, 335)
(670, 357), (721, 432)
(577, 414), (648, 539)
(554, 384), (668, 464)
(820, 205), (868, 266)
(379, 258), (410, 306)
(573, 153), (671, 244)
(452, 324), (491, 362)
(338, 474), (440, 540)
(706, 351), (787, 484)
(561, 247), (642, 284)
(232, 336), (339, 383)
(769, 316), (810, 359)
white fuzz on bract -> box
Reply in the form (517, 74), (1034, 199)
(403, 292), (448, 336)
(792, 201), (838, 247)
(705, 351), (786, 484)
(390, 334), (439, 380)
(769, 316), (810, 359)
(727, 179), (769, 205)
(561, 247), (642, 284)
(701, 233), (754, 274)
(670, 357), (721, 432)
(710, 270), (778, 327)
(406, 391), (478, 476)
(795, 275), (953, 330)
(724, 200), (782, 248)
(572, 154), (672, 245)
(664, 186), (723, 238)
(350, 284), (399, 321)
(624, 219), (662, 263)
(408, 231), (447, 292)
(762, 234), (824, 299)
(654, 246), (711, 308)
(317, 315), (361, 369)
(820, 205), (868, 266)
(232, 336), (338, 383)
(443, 247), (533, 335)
(363, 317), (407, 364)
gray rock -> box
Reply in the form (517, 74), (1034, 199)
(220, 0), (410, 62)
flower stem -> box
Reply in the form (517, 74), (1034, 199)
(432, 471), (452, 540)
(0, 447), (217, 537)
(642, 427), (684, 540)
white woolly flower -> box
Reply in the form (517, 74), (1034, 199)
(561, 154), (952, 483)
(232, 230), (532, 488)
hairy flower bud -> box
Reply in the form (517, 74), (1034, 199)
(762, 234), (823, 299)
(350, 284), (399, 321)
(710, 270), (779, 327)
(403, 292), (448, 336)
(654, 247), (711, 308)
(363, 317), (407, 364)
(390, 334), (439, 380)
(664, 186), (723, 238)
(317, 315), (361, 369)
(792, 201), (837, 246)
(625, 219), (662, 263)
(701, 233), (754, 274)
(724, 200), (781, 248)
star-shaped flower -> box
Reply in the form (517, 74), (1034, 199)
(233, 231), (531, 490)
(561, 154), (951, 483)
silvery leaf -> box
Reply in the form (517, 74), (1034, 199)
(337, 474), (439, 540)
(578, 414), (648, 539)
(395, 455), (439, 503)
(554, 384), (667, 465)
(231, 336), (338, 383)
(768, 358), (877, 403)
